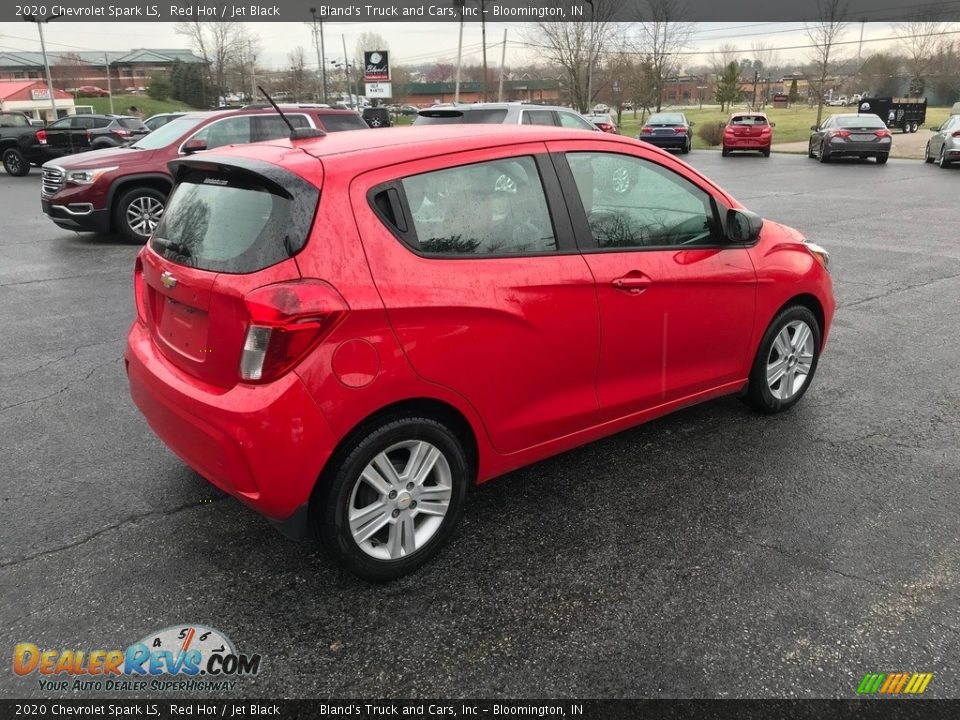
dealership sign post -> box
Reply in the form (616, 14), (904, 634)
(364, 50), (391, 100)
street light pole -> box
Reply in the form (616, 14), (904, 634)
(454, 1), (464, 103)
(309, 8), (328, 104)
(23, 12), (61, 121)
(585, 0), (595, 114)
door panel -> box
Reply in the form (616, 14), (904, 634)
(549, 144), (756, 419)
(352, 145), (601, 454)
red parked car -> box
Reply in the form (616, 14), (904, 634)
(722, 112), (775, 157)
(76, 86), (111, 97)
(41, 106), (368, 241)
(126, 125), (835, 580)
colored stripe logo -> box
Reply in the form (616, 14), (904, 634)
(857, 672), (933, 695)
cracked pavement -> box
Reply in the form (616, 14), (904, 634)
(1, 153), (958, 699)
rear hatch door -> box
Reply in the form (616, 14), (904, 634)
(140, 153), (320, 388)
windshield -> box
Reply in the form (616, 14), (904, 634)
(835, 115), (885, 129)
(648, 114), (685, 125)
(131, 115), (205, 149)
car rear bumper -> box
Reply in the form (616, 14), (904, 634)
(125, 320), (336, 528)
(41, 199), (111, 233)
(640, 136), (687, 149)
(724, 139), (771, 150)
(827, 140), (890, 156)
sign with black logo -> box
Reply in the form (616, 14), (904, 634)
(363, 51), (390, 82)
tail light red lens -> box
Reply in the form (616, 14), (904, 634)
(674, 127), (688, 135)
(952, 131), (960, 138)
(35, 129), (47, 145)
(240, 280), (349, 384)
(641, 126), (653, 135)
(133, 255), (148, 324)
(830, 129), (851, 139)
(86, 130), (92, 140)
(598, 123), (614, 132)
(114, 128), (129, 137)
(874, 129), (891, 138)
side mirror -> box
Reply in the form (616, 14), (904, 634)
(181, 138), (207, 154)
(929, 126), (939, 131)
(688, 121), (695, 126)
(726, 208), (763, 244)
(770, 122), (777, 127)
(810, 125), (818, 131)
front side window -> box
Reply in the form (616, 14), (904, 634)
(0, 113), (29, 128)
(399, 156), (557, 256)
(252, 113), (309, 141)
(190, 116), (251, 150)
(558, 112), (594, 130)
(522, 110), (557, 126)
(566, 152), (719, 249)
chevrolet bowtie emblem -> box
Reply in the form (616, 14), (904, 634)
(160, 271), (177, 289)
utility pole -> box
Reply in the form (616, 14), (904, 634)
(309, 7), (328, 104)
(342, 34), (355, 108)
(753, 69), (759, 110)
(586, 0), (595, 114)
(454, 1), (464, 102)
(857, 17), (867, 68)
(23, 12), (60, 121)
(497, 29), (507, 101)
(103, 53), (114, 114)
(481, 0), (488, 101)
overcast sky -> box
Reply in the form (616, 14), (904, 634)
(0, 21), (918, 72)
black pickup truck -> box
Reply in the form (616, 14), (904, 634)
(1, 112), (150, 176)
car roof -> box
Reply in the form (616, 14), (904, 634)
(201, 124), (668, 175)
(426, 102), (580, 112)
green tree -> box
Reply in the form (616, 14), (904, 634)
(170, 59), (207, 108)
(147, 73), (171, 101)
(715, 61), (742, 111)
(789, 78), (799, 103)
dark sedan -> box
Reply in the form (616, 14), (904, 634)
(638, 112), (693, 153)
(808, 114), (892, 164)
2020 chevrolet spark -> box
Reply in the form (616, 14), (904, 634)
(126, 124), (835, 581)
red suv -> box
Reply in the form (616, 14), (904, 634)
(126, 125), (834, 580)
(41, 106), (368, 242)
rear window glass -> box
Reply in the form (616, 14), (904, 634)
(649, 114), (685, 124)
(320, 114), (368, 132)
(730, 115), (767, 125)
(151, 174), (295, 273)
(118, 118), (146, 129)
(835, 115), (885, 128)
(414, 109), (508, 125)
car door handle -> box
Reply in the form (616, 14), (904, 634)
(612, 273), (652, 294)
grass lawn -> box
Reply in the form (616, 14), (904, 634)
(83, 95), (200, 117)
(617, 105), (954, 149)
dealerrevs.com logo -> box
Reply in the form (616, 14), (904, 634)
(14, 625), (262, 693)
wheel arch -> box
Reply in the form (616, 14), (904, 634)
(780, 293), (825, 347)
(107, 174), (173, 230)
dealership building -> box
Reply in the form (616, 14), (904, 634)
(0, 80), (76, 122)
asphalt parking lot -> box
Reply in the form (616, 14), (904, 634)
(2, 151), (958, 700)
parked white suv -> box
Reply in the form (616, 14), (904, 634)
(414, 103), (598, 131)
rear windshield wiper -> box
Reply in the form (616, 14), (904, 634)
(153, 237), (193, 257)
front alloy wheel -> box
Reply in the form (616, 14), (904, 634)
(315, 416), (469, 581)
(744, 305), (821, 413)
(2, 148), (29, 177)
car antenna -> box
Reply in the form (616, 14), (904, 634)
(257, 85), (325, 140)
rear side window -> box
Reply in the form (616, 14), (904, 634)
(397, 156), (557, 256)
(319, 114), (368, 132)
(522, 110), (557, 126)
(150, 167), (317, 273)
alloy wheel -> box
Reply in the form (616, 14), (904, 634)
(126, 195), (164, 236)
(766, 320), (815, 401)
(348, 440), (453, 560)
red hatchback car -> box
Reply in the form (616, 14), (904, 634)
(126, 125), (834, 580)
(722, 112), (775, 157)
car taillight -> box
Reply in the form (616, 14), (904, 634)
(830, 129), (851, 139)
(35, 129), (47, 144)
(133, 255), (148, 324)
(641, 126), (653, 135)
(874, 129), (891, 138)
(114, 128), (129, 137)
(239, 280), (349, 383)
(952, 131), (960, 138)
(598, 123), (613, 132)
(674, 127), (687, 135)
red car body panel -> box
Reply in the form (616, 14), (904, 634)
(125, 125), (835, 530)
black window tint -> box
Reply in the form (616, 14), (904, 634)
(462, 109), (508, 124)
(0, 113), (29, 128)
(253, 114), (308, 141)
(523, 110), (557, 126)
(319, 114), (368, 132)
(151, 173), (295, 273)
(400, 156), (557, 256)
(413, 112), (464, 125)
(73, 117), (96, 129)
(566, 152), (719, 249)
(47, 117), (73, 129)
(93, 118), (112, 128)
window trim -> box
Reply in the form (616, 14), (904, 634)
(550, 149), (741, 253)
(367, 153), (579, 260)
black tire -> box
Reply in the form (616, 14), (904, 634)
(808, 141), (816, 159)
(313, 416), (470, 581)
(91, 141), (116, 150)
(2, 148), (30, 177)
(680, 139), (691, 154)
(113, 187), (167, 242)
(721, 146), (730, 157)
(939, 146), (951, 169)
(762, 148), (771, 158)
(876, 154), (888, 165)
(743, 305), (822, 414)
(818, 143), (830, 163)
(925, 143), (934, 163)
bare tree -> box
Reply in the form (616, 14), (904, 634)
(709, 43), (739, 78)
(176, 21), (241, 105)
(751, 41), (780, 76)
(806, 0), (848, 127)
(633, 0), (696, 111)
(524, 0), (620, 113)
(894, 8), (948, 96)
(234, 27), (261, 102)
(287, 46), (307, 102)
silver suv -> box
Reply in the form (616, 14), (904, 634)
(413, 102), (598, 131)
